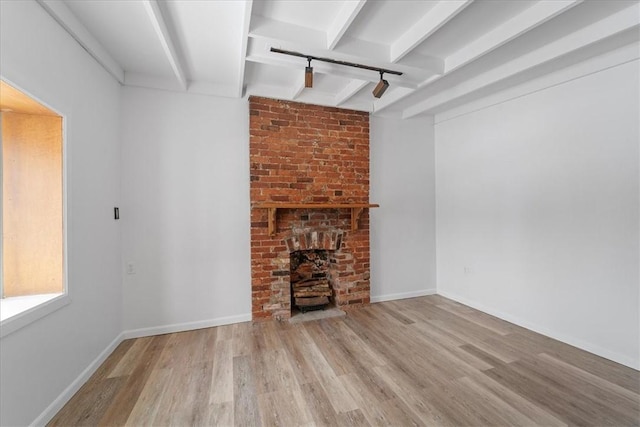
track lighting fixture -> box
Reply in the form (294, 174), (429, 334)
(372, 71), (389, 98)
(305, 57), (313, 88)
(270, 47), (402, 99)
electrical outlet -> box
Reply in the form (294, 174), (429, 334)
(126, 263), (135, 275)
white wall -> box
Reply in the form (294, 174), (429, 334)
(435, 59), (639, 368)
(2, 4), (633, 423)
(370, 116), (436, 301)
(121, 93), (435, 329)
(121, 87), (251, 334)
(0, 1), (122, 425)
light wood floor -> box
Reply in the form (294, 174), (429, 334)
(49, 295), (640, 426)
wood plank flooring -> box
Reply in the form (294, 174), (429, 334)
(49, 296), (640, 426)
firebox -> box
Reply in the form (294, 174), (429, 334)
(290, 250), (332, 312)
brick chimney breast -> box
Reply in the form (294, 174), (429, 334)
(249, 97), (370, 321)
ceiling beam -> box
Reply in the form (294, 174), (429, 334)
(397, 53), (445, 75)
(250, 16), (326, 50)
(375, 0), (582, 113)
(124, 71), (185, 93)
(373, 85), (423, 112)
(434, 42), (639, 124)
(248, 13), (443, 101)
(290, 75), (307, 100)
(324, 36), (390, 63)
(36, 0), (125, 84)
(445, 0), (582, 73)
(326, 0), (367, 50)
(334, 80), (369, 105)
(237, 0), (254, 97)
(249, 17), (396, 64)
(142, 0), (188, 91)
(247, 83), (373, 112)
(390, 0), (472, 63)
(402, 3), (640, 118)
(248, 34), (440, 83)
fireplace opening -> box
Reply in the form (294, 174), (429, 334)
(290, 249), (332, 313)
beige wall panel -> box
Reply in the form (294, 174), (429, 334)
(2, 112), (63, 297)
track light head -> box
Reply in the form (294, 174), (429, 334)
(305, 57), (313, 88)
(373, 71), (389, 98)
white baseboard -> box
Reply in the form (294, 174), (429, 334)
(122, 313), (252, 339)
(371, 288), (436, 303)
(31, 312), (251, 426)
(437, 290), (639, 371)
(31, 332), (125, 426)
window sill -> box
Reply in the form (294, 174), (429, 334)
(0, 293), (68, 338)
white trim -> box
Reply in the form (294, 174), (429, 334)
(0, 76), (70, 339)
(0, 294), (65, 322)
(0, 294), (69, 338)
(30, 332), (125, 427)
(437, 290), (640, 371)
(122, 313), (252, 340)
(371, 288), (436, 303)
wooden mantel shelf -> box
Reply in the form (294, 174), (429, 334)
(253, 203), (379, 235)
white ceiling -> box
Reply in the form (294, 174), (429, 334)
(37, 0), (640, 118)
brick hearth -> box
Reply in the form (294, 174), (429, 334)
(249, 96), (371, 321)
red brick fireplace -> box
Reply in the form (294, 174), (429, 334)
(249, 97), (372, 321)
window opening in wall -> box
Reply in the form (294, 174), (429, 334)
(0, 80), (66, 325)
